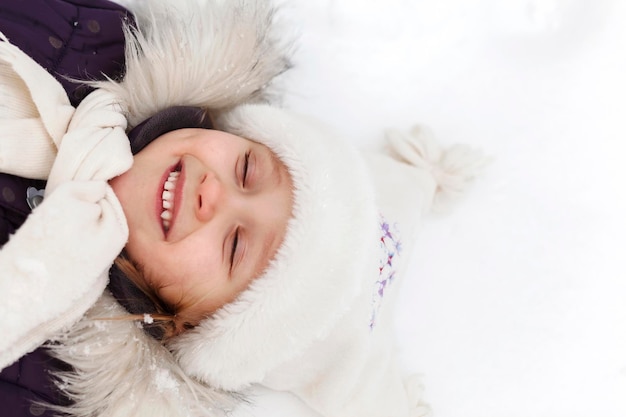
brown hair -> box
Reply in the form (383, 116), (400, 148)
(111, 256), (198, 340)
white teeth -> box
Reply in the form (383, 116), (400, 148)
(161, 168), (180, 231)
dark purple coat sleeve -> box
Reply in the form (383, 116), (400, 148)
(0, 0), (132, 105)
(0, 0), (132, 415)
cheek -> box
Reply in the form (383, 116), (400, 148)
(110, 163), (154, 227)
(148, 258), (225, 314)
(109, 170), (134, 210)
(143, 239), (223, 293)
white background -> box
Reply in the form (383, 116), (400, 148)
(233, 0), (626, 416)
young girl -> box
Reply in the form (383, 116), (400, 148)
(0, 1), (484, 416)
(0, 0), (288, 415)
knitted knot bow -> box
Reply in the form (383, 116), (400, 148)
(0, 33), (132, 370)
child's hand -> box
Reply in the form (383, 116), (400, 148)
(385, 126), (489, 212)
(46, 89), (132, 193)
(0, 179), (127, 370)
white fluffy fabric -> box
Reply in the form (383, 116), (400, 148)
(96, 0), (292, 128)
(170, 104), (485, 417)
(47, 293), (238, 417)
(0, 32), (74, 179)
(37, 1), (293, 415)
(171, 103), (380, 390)
(0, 32), (132, 371)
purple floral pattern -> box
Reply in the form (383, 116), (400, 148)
(369, 215), (402, 330)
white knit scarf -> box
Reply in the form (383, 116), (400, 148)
(0, 32), (132, 370)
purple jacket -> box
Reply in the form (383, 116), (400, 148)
(0, 0), (131, 415)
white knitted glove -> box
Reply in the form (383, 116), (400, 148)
(46, 89), (132, 191)
(0, 181), (128, 370)
(404, 375), (432, 417)
(386, 126), (489, 212)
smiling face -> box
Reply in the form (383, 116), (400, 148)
(110, 128), (293, 323)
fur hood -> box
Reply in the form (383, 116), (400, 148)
(49, 1), (292, 416)
(97, 0), (291, 128)
(48, 293), (240, 417)
(170, 104), (380, 391)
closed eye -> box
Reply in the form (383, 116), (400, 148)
(242, 151), (250, 187)
(230, 227), (239, 272)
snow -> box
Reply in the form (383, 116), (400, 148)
(231, 0), (626, 416)
(143, 313), (154, 324)
(153, 368), (179, 393)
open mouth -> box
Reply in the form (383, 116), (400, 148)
(160, 162), (183, 234)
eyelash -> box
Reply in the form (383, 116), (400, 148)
(231, 151), (250, 270)
(230, 227), (239, 271)
(242, 151), (250, 187)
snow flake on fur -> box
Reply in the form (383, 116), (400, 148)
(369, 215), (402, 330)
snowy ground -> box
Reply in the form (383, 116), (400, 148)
(232, 0), (626, 416)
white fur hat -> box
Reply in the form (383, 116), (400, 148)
(96, 0), (386, 396)
(169, 103), (381, 390)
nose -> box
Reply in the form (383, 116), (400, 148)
(196, 171), (226, 222)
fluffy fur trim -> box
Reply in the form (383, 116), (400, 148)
(170, 104), (380, 391)
(40, 1), (293, 414)
(47, 292), (238, 417)
(96, 0), (292, 128)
